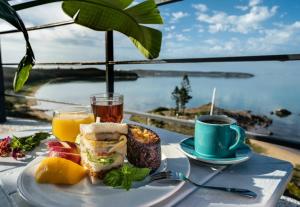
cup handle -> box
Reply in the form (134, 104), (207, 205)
(229, 125), (245, 152)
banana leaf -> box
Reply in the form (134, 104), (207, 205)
(62, 0), (163, 59)
(0, 0), (35, 92)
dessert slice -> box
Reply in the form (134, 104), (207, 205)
(127, 125), (161, 172)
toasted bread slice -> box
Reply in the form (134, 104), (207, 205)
(80, 123), (128, 135)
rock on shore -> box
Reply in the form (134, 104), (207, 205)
(148, 103), (273, 135)
(274, 108), (292, 117)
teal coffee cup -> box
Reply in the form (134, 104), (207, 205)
(194, 115), (245, 158)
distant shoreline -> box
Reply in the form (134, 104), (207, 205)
(132, 69), (254, 78)
(3, 67), (138, 90)
(3, 67), (254, 90)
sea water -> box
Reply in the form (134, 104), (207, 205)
(34, 62), (300, 143)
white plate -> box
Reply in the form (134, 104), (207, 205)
(17, 145), (190, 207)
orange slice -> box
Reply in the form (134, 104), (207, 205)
(35, 157), (86, 184)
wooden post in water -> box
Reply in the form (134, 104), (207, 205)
(105, 31), (114, 93)
(0, 40), (6, 123)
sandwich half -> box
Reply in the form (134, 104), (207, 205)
(78, 122), (128, 184)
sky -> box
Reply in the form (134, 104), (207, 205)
(0, 0), (300, 70)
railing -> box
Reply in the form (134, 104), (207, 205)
(4, 92), (300, 149)
(2, 54), (300, 66)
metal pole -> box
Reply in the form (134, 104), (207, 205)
(0, 39), (6, 123)
(105, 31), (114, 93)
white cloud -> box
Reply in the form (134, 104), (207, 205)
(249, 0), (262, 7)
(195, 2), (278, 34)
(162, 19), (300, 58)
(182, 28), (192, 32)
(0, 21), (16, 32)
(165, 32), (189, 41)
(235, 0), (262, 12)
(192, 4), (208, 13)
(164, 25), (176, 31)
(18, 3), (70, 26)
(170, 11), (189, 23)
(196, 25), (205, 33)
(235, 5), (248, 11)
(162, 37), (242, 58)
(162, 12), (170, 17)
(204, 39), (218, 45)
(280, 12), (287, 19)
(247, 21), (300, 52)
(204, 38), (242, 54)
(165, 33), (174, 40)
(175, 34), (188, 41)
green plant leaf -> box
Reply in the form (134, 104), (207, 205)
(131, 167), (151, 181)
(129, 26), (162, 59)
(103, 169), (123, 187)
(0, 0), (35, 92)
(125, 0), (163, 24)
(62, 0), (163, 59)
(87, 0), (135, 9)
(13, 49), (34, 92)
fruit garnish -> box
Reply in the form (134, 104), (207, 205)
(35, 157), (86, 185)
(104, 164), (150, 190)
(48, 151), (81, 164)
(47, 141), (77, 149)
(48, 146), (78, 154)
(47, 141), (80, 164)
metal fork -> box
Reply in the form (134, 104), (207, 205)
(149, 171), (257, 198)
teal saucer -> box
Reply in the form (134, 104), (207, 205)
(179, 137), (252, 165)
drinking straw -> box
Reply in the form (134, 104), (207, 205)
(210, 87), (216, 116)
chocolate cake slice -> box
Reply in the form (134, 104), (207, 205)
(127, 125), (161, 172)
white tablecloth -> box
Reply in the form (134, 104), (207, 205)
(0, 124), (293, 207)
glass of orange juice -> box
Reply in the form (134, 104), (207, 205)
(52, 107), (95, 142)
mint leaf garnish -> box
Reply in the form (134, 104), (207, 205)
(103, 169), (123, 187)
(132, 167), (151, 181)
(103, 164), (151, 191)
